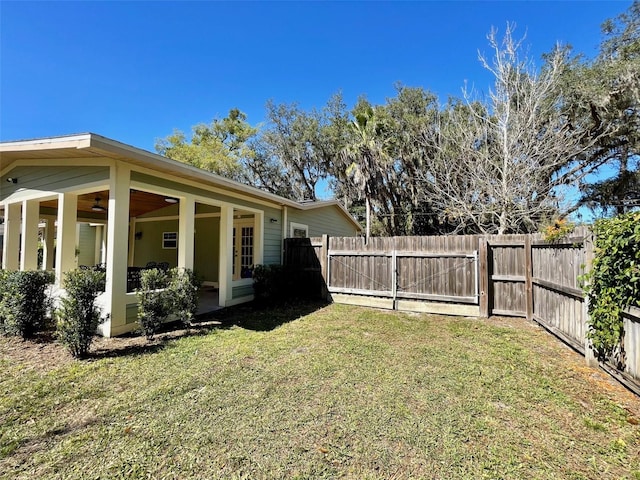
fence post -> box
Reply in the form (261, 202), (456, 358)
(524, 236), (533, 321)
(583, 232), (598, 367)
(391, 236), (397, 310)
(320, 234), (329, 301)
(478, 237), (490, 317)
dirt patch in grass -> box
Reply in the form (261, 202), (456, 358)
(0, 331), (72, 372)
(0, 319), (224, 371)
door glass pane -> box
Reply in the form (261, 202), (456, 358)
(240, 226), (254, 278)
(232, 227), (236, 277)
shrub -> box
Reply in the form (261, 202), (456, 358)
(584, 212), (640, 363)
(0, 270), (10, 332)
(253, 264), (286, 304)
(56, 269), (106, 358)
(137, 268), (171, 339)
(542, 217), (575, 242)
(0, 270), (54, 338)
(168, 268), (201, 327)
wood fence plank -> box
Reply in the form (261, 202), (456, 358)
(479, 238), (489, 317)
(525, 236), (533, 321)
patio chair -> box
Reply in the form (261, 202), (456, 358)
(158, 262), (170, 272)
(127, 268), (142, 292)
(145, 261), (157, 269)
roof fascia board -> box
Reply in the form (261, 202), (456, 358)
(0, 134), (92, 151)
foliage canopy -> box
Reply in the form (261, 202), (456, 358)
(584, 212), (640, 363)
(156, 3), (639, 235)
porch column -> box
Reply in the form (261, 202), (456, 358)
(20, 199), (40, 270)
(2, 202), (21, 270)
(254, 211), (264, 266)
(103, 164), (130, 337)
(178, 195), (195, 269)
(43, 218), (56, 271)
(127, 219), (136, 267)
(2, 203), (21, 270)
(55, 193), (78, 285)
(218, 204), (234, 306)
(94, 224), (103, 265)
(100, 224), (108, 264)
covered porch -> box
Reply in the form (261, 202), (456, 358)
(1, 135), (269, 336)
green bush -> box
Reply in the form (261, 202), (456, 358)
(0, 270), (11, 332)
(169, 268), (201, 327)
(0, 270), (54, 338)
(252, 264), (286, 304)
(136, 268), (201, 339)
(137, 268), (171, 339)
(56, 269), (106, 358)
(584, 212), (640, 362)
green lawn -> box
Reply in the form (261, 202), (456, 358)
(1, 303), (639, 479)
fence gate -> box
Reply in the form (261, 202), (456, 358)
(486, 240), (528, 317)
(282, 238), (325, 299)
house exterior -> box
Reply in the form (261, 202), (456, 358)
(0, 133), (361, 336)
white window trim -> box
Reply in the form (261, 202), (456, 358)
(289, 222), (309, 238)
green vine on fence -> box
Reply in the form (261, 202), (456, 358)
(584, 212), (640, 362)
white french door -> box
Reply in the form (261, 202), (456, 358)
(232, 219), (254, 280)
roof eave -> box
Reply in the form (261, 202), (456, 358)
(1, 133), (363, 231)
(85, 134), (304, 208)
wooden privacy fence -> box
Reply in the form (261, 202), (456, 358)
(283, 229), (640, 395)
(324, 235), (481, 316)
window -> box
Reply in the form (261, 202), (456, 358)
(162, 232), (177, 249)
(290, 222), (308, 238)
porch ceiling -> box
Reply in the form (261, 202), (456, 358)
(39, 190), (174, 218)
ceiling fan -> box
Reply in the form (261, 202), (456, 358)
(91, 197), (107, 212)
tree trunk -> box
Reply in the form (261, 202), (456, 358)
(365, 197), (371, 243)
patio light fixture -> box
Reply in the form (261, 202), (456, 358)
(164, 197), (179, 204)
(6, 177), (17, 184)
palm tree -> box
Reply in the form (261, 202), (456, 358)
(340, 104), (391, 240)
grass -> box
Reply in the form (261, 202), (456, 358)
(1, 303), (639, 479)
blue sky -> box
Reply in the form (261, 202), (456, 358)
(0, 1), (631, 153)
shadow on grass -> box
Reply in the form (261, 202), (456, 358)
(89, 341), (169, 359)
(89, 320), (222, 360)
(197, 299), (330, 332)
(88, 299), (329, 359)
